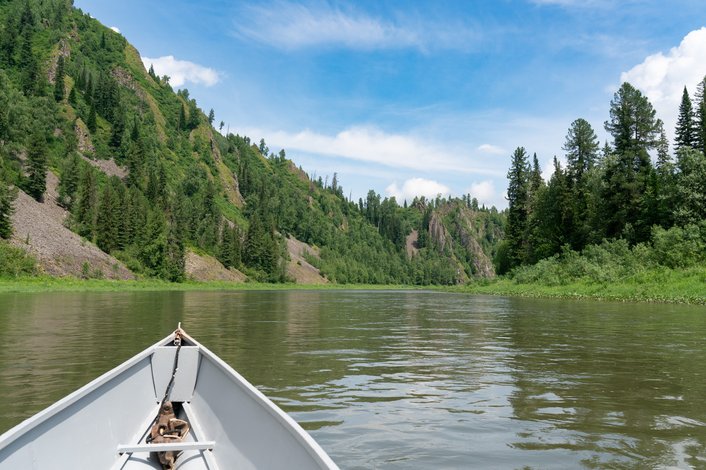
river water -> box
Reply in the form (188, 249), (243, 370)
(0, 290), (705, 468)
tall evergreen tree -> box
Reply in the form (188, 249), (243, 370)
(604, 82), (659, 155)
(563, 118), (599, 183)
(505, 147), (530, 268)
(54, 55), (65, 101)
(694, 76), (706, 155)
(674, 86), (696, 151)
(25, 127), (47, 202)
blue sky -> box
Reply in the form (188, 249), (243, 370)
(75, 0), (706, 208)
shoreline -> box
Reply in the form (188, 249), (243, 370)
(0, 269), (703, 305)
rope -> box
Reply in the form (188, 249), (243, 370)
(159, 330), (183, 408)
(146, 327), (184, 444)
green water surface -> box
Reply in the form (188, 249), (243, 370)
(0, 290), (704, 469)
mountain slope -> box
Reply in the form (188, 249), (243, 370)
(0, 0), (505, 285)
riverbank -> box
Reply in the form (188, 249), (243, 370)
(0, 277), (421, 293)
(0, 267), (702, 304)
(457, 266), (706, 305)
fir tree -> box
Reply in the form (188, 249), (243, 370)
(694, 76), (706, 155)
(25, 127), (47, 202)
(54, 55), (65, 101)
(208, 108), (215, 125)
(674, 86), (696, 151)
(505, 147), (530, 268)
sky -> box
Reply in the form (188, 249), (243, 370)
(74, 0), (706, 208)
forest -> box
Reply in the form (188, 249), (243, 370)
(498, 81), (706, 284)
(0, 0), (504, 285)
(1, 0), (702, 290)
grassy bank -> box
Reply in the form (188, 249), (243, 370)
(0, 268), (702, 305)
(458, 266), (706, 305)
(0, 277), (423, 293)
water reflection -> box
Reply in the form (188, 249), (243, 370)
(0, 291), (705, 468)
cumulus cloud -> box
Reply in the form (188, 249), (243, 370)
(109, 26), (120, 33)
(386, 178), (450, 202)
(248, 126), (504, 176)
(233, 1), (479, 52)
(466, 180), (504, 208)
(620, 27), (706, 140)
(141, 55), (220, 87)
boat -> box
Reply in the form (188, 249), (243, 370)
(0, 325), (339, 469)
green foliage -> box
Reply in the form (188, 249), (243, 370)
(24, 125), (48, 202)
(0, 241), (37, 277)
(0, 180), (17, 239)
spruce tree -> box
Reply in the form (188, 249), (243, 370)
(54, 55), (65, 101)
(694, 76), (706, 155)
(505, 147), (530, 268)
(25, 127), (47, 202)
(674, 86), (696, 151)
(208, 108), (215, 125)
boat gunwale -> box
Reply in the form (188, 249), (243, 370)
(179, 329), (339, 470)
(0, 332), (173, 454)
(0, 329), (339, 469)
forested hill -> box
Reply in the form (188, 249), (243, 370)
(0, 0), (504, 284)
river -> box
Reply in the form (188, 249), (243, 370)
(0, 290), (704, 468)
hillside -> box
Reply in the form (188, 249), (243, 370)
(0, 0), (504, 285)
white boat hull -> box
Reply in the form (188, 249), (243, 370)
(0, 329), (339, 469)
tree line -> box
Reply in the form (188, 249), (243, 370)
(499, 81), (706, 273)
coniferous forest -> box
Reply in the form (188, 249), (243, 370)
(0, 0), (703, 289)
(498, 82), (706, 285)
(0, 0), (504, 285)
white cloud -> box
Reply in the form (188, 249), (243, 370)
(477, 143), (505, 155)
(465, 180), (506, 208)
(109, 26), (120, 34)
(234, 1), (479, 51)
(245, 126), (504, 176)
(620, 27), (706, 141)
(386, 178), (450, 201)
(141, 55), (220, 87)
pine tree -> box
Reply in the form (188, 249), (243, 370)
(54, 55), (65, 101)
(674, 86), (696, 151)
(505, 147), (530, 268)
(563, 118), (599, 184)
(604, 82), (659, 155)
(25, 127), (47, 202)
(208, 108), (215, 125)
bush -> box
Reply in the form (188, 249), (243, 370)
(0, 242), (38, 277)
